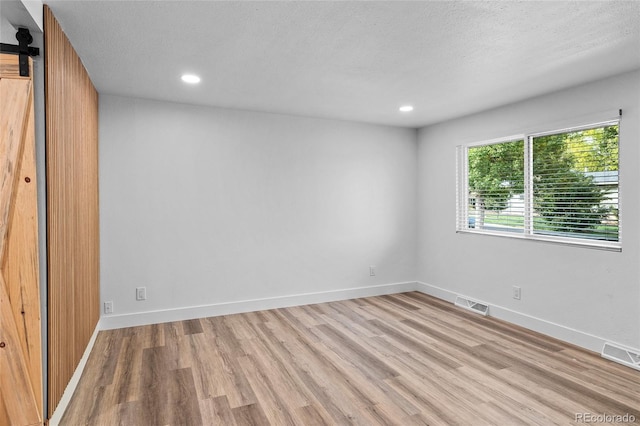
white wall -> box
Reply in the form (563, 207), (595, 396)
(1, 13), (16, 41)
(417, 70), (640, 351)
(100, 95), (417, 322)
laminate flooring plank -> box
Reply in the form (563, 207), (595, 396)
(255, 321), (359, 424)
(317, 302), (382, 338)
(358, 299), (412, 325)
(272, 317), (382, 411)
(60, 331), (120, 424)
(394, 351), (490, 404)
(389, 351), (489, 407)
(379, 294), (421, 311)
(163, 320), (183, 340)
(561, 346), (640, 379)
(408, 292), (566, 352)
(205, 315), (248, 357)
(474, 317), (566, 353)
(499, 364), (605, 421)
(182, 318), (203, 335)
(217, 347), (258, 408)
(224, 314), (259, 340)
(62, 384), (115, 426)
(184, 333), (227, 400)
(385, 376), (461, 425)
(335, 298), (379, 321)
(476, 401), (532, 426)
(164, 334), (195, 371)
(278, 312), (407, 409)
(401, 412), (434, 425)
(114, 400), (140, 426)
(298, 304), (328, 325)
(366, 296), (486, 347)
(399, 308), (487, 348)
(406, 291), (482, 317)
(489, 338), (589, 377)
(578, 366), (640, 401)
(93, 331), (124, 386)
(405, 303), (507, 344)
(457, 314), (567, 354)
(316, 310), (393, 358)
(61, 292), (640, 425)
(361, 403), (403, 426)
(469, 343), (514, 369)
(199, 395), (237, 426)
(139, 345), (171, 426)
(482, 398), (558, 426)
(494, 340), (640, 408)
(367, 318), (463, 370)
(241, 331), (310, 408)
(286, 305), (322, 328)
(254, 309), (273, 324)
(396, 369), (500, 426)
(509, 362), (640, 420)
(297, 324), (421, 419)
(314, 323), (399, 380)
(231, 403), (271, 426)
(296, 404), (332, 426)
(272, 307), (318, 339)
(147, 322), (165, 348)
(166, 367), (203, 426)
(459, 362), (582, 425)
(250, 321), (336, 416)
(112, 335), (142, 404)
(400, 317), (507, 369)
(236, 354), (299, 425)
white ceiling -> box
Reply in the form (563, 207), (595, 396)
(44, 1), (640, 128)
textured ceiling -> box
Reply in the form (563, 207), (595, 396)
(44, 1), (640, 128)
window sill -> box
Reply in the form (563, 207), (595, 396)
(456, 229), (622, 252)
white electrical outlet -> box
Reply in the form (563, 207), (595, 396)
(136, 287), (147, 301)
(513, 286), (521, 300)
(104, 301), (113, 314)
(369, 266), (376, 276)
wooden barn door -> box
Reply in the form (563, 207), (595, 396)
(0, 53), (43, 425)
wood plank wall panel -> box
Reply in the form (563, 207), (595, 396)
(44, 5), (100, 418)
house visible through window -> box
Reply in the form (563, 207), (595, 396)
(457, 120), (620, 250)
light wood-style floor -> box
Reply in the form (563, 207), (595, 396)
(62, 292), (640, 425)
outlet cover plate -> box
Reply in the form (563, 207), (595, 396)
(136, 287), (147, 301)
(513, 286), (521, 300)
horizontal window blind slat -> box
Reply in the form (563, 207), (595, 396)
(459, 121), (620, 248)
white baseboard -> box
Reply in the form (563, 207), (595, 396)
(414, 281), (612, 354)
(100, 281), (417, 330)
(48, 321), (102, 426)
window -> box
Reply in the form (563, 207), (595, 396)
(457, 120), (620, 250)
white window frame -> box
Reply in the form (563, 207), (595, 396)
(456, 119), (621, 251)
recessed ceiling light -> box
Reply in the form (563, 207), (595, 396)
(399, 105), (414, 112)
(181, 74), (201, 84)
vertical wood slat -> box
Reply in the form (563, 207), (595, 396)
(0, 54), (42, 425)
(44, 5), (100, 419)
